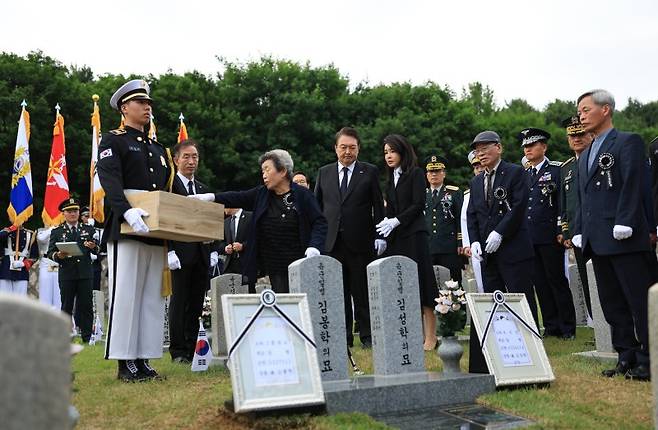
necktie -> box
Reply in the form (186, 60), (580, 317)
(340, 167), (349, 197)
(233, 215), (239, 240)
(485, 170), (494, 207)
(187, 180), (195, 195)
(531, 167), (537, 178)
(588, 138), (602, 171)
(432, 189), (439, 203)
(228, 215), (235, 243)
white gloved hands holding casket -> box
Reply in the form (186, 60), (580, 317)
(123, 208), (150, 234)
(167, 250), (181, 270)
(187, 193), (215, 202)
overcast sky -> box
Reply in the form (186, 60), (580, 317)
(3, 0), (658, 109)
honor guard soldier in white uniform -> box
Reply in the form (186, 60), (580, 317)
(97, 79), (174, 382)
(0, 225), (36, 295)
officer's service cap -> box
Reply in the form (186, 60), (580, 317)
(561, 115), (587, 135)
(80, 206), (90, 216)
(470, 131), (501, 148)
(110, 79), (152, 111)
(467, 150), (481, 165)
(425, 154), (447, 171)
(59, 198), (80, 212)
(517, 128), (551, 147)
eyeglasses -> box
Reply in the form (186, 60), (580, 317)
(473, 143), (499, 155)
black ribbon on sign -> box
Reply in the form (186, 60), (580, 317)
(480, 290), (542, 349)
(226, 290), (317, 364)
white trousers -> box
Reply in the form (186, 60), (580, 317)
(0, 279), (28, 295)
(38, 262), (61, 310)
(105, 240), (165, 360)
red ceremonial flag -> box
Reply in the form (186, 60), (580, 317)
(178, 112), (188, 143)
(42, 105), (69, 226)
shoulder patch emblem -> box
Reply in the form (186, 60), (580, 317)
(99, 148), (113, 159)
(109, 129), (126, 135)
(549, 160), (563, 167)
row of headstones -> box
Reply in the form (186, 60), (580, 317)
(209, 255), (433, 381)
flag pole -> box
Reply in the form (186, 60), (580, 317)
(89, 95), (99, 218)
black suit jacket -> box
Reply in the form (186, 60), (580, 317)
(314, 161), (385, 253)
(574, 129), (651, 256)
(384, 166), (428, 241)
(169, 175), (219, 267)
(220, 210), (253, 273)
(213, 183), (327, 284)
(467, 160), (534, 263)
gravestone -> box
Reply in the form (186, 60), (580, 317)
(289, 255), (348, 381)
(0, 294), (71, 429)
(368, 256), (424, 375)
(567, 264), (589, 326)
(210, 273), (248, 365)
(574, 261), (616, 361)
(433, 265), (452, 290)
(648, 284), (658, 428)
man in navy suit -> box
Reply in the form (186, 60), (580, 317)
(520, 128), (576, 339)
(315, 127), (386, 349)
(466, 131), (538, 319)
(573, 89), (656, 381)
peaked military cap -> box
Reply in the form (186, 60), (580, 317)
(59, 198), (80, 212)
(425, 154), (447, 171)
(110, 79), (152, 110)
(561, 115), (586, 135)
(517, 128), (551, 146)
(467, 150), (480, 165)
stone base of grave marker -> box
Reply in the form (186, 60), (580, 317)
(323, 372), (495, 415)
(573, 261), (617, 362)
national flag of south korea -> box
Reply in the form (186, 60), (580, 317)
(191, 319), (212, 372)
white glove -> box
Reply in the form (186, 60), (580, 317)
(167, 250), (181, 270)
(123, 208), (150, 234)
(11, 260), (25, 269)
(572, 234), (582, 248)
(304, 247), (321, 258)
(374, 239), (387, 256)
(210, 251), (219, 267)
(87, 218), (95, 227)
(613, 225), (633, 240)
(485, 231), (502, 253)
(90, 254), (98, 261)
(376, 217), (401, 238)
(187, 193), (215, 202)
(470, 242), (483, 261)
(93, 230), (100, 241)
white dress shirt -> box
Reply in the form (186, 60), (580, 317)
(177, 171), (196, 194)
(338, 161), (356, 188)
(394, 167), (403, 187)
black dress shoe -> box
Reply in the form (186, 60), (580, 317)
(117, 360), (148, 383)
(625, 364), (651, 381)
(602, 361), (633, 377)
(136, 359), (166, 381)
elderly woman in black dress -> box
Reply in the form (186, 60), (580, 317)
(376, 134), (439, 350)
(190, 149), (327, 293)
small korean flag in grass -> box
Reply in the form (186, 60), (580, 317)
(192, 318), (212, 372)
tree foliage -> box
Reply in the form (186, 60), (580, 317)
(1, 51), (657, 229)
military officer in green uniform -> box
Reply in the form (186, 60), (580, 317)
(424, 154), (464, 286)
(47, 198), (99, 342)
(560, 115), (594, 316)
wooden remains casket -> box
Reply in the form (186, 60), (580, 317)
(120, 191), (224, 242)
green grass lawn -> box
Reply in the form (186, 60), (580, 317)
(72, 327), (653, 429)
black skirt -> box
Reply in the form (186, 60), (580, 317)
(386, 230), (439, 308)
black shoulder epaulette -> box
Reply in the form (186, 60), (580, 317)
(549, 160), (563, 167)
(561, 157), (575, 167)
(445, 185), (459, 191)
(109, 129), (126, 135)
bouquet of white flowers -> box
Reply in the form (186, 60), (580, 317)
(434, 280), (467, 337)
